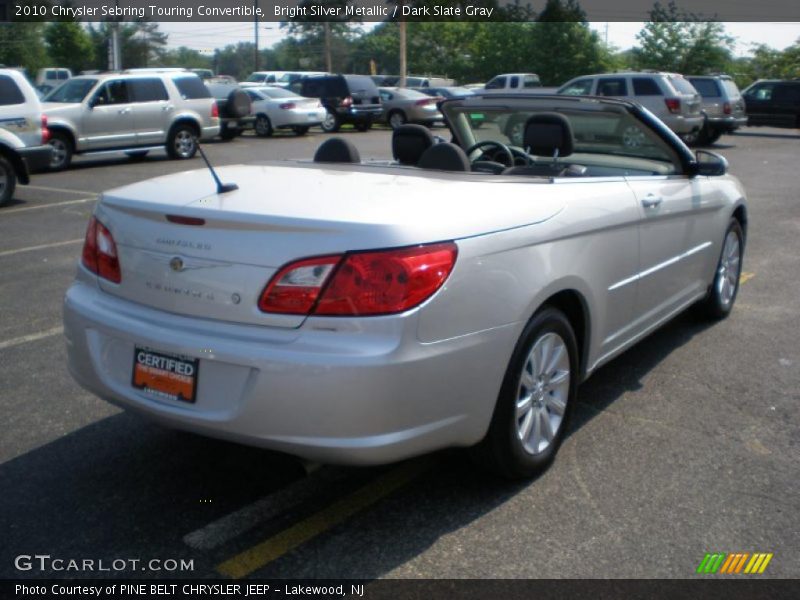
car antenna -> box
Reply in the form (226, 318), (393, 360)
(196, 144), (238, 194)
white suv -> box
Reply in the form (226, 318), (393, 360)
(558, 71), (704, 138)
(42, 71), (220, 170)
(0, 69), (53, 206)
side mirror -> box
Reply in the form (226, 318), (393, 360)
(692, 150), (728, 177)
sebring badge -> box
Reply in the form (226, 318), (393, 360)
(169, 257), (184, 272)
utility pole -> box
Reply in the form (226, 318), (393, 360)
(253, 0), (259, 71)
(399, 10), (407, 87)
(323, 22), (332, 73)
(109, 0), (121, 70)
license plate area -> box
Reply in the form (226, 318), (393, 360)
(132, 347), (198, 404)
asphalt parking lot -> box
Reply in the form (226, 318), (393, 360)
(1, 125), (798, 580)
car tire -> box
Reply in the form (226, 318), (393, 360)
(292, 126), (309, 136)
(126, 150), (149, 161)
(0, 155), (17, 207)
(698, 218), (744, 320)
(321, 110), (340, 133)
(471, 306), (578, 479)
(388, 111), (407, 130)
(254, 115), (273, 137)
(166, 124), (198, 159)
(48, 131), (73, 171)
(355, 121), (372, 132)
(219, 125), (240, 141)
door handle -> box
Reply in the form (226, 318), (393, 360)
(118, 107), (131, 114)
(163, 104), (174, 111)
(642, 195), (663, 208)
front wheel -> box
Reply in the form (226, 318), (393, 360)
(471, 307), (578, 479)
(254, 115), (273, 137)
(388, 111), (407, 130)
(0, 155), (17, 207)
(167, 125), (198, 159)
(698, 219), (744, 319)
(48, 131), (73, 170)
(320, 110), (340, 133)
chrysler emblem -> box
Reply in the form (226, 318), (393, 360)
(169, 257), (184, 272)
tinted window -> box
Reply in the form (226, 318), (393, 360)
(633, 77), (662, 96)
(344, 75), (379, 96)
(522, 75), (540, 88)
(597, 78), (627, 96)
(774, 84), (800, 103)
(746, 83), (775, 101)
(130, 78), (168, 102)
(559, 78), (593, 96)
(687, 79), (720, 97)
(485, 76), (506, 90)
(57, 70), (69, 80)
(509, 76), (519, 89)
(0, 75), (24, 105)
(44, 78), (97, 103)
(93, 80), (129, 105)
(173, 76), (211, 99)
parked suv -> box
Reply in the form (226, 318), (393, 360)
(42, 71), (220, 170)
(294, 75), (382, 132)
(0, 69), (53, 206)
(685, 75), (747, 145)
(741, 79), (800, 129)
(558, 72), (704, 140)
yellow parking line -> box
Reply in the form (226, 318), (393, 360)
(739, 272), (755, 284)
(216, 458), (432, 579)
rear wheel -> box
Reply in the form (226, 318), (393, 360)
(471, 307), (578, 479)
(388, 111), (407, 130)
(292, 125), (309, 136)
(321, 110), (340, 133)
(166, 124), (198, 159)
(219, 125), (240, 141)
(254, 115), (273, 137)
(698, 219), (744, 320)
(0, 156), (17, 207)
(48, 131), (73, 170)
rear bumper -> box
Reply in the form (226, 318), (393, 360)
(200, 125), (221, 141)
(63, 280), (512, 465)
(706, 115), (748, 132)
(17, 144), (53, 174)
(336, 106), (383, 123)
(663, 115), (705, 134)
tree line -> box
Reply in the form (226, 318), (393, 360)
(0, 1), (797, 89)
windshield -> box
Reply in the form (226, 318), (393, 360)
(43, 78), (97, 103)
(442, 99), (679, 170)
(246, 74), (266, 82)
(278, 73), (301, 83)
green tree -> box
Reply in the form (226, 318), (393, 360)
(87, 22), (167, 70)
(213, 43), (258, 81)
(44, 21), (94, 73)
(156, 46), (212, 70)
(0, 23), (48, 75)
(633, 1), (734, 74)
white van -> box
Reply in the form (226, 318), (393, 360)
(35, 68), (72, 91)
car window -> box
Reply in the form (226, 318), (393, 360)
(522, 75), (540, 88)
(485, 76), (506, 90)
(302, 78), (323, 97)
(510, 76), (519, 89)
(379, 90), (392, 101)
(687, 79), (720, 97)
(774, 84), (800, 103)
(43, 78), (97, 103)
(632, 77), (662, 96)
(57, 70), (69, 80)
(668, 76), (698, 95)
(93, 80), (129, 105)
(597, 78), (627, 97)
(130, 78), (168, 102)
(720, 80), (741, 98)
(746, 83), (775, 100)
(173, 76), (211, 100)
(559, 78), (593, 96)
(0, 75), (25, 105)
(245, 90), (261, 101)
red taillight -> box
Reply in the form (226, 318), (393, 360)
(211, 101), (219, 119)
(414, 98), (434, 106)
(723, 101), (732, 115)
(258, 243), (458, 317)
(340, 96), (353, 108)
(81, 216), (121, 283)
(279, 102), (296, 110)
(41, 114), (50, 144)
(258, 255), (341, 314)
(166, 215), (205, 226)
(665, 98), (681, 114)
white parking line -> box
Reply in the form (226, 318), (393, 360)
(183, 467), (349, 551)
(0, 326), (63, 351)
(0, 238), (82, 258)
(2, 197), (96, 215)
(25, 184), (96, 195)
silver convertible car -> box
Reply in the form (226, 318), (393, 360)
(63, 95), (747, 478)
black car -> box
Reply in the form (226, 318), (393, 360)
(294, 75), (382, 133)
(742, 79), (800, 129)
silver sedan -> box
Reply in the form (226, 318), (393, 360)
(63, 95), (746, 479)
(379, 87), (443, 129)
(244, 87), (326, 136)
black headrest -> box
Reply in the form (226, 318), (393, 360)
(417, 142), (471, 172)
(314, 137), (360, 163)
(523, 113), (574, 158)
(392, 124), (434, 165)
